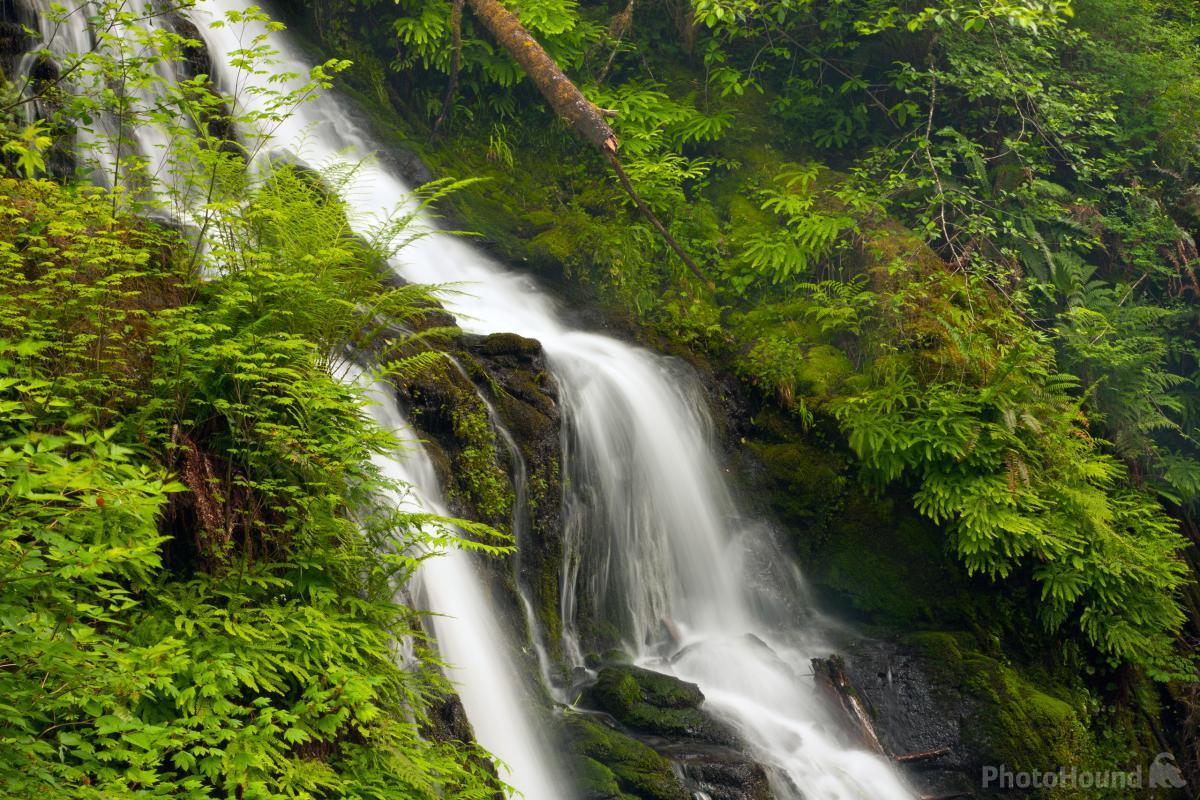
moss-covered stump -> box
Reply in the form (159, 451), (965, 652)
(566, 715), (691, 800)
(583, 665), (738, 746)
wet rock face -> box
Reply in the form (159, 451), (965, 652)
(838, 633), (1092, 799)
(395, 348), (514, 526)
(0, 18), (31, 79)
(163, 14), (237, 146)
(839, 637), (984, 798)
(422, 692), (504, 799)
(462, 332), (567, 659)
(671, 747), (773, 800)
(384, 143), (435, 187)
(423, 691), (476, 745)
(166, 15), (212, 80)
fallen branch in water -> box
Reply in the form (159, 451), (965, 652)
(895, 747), (953, 764)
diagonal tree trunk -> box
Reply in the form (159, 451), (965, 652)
(464, 0), (619, 153)
(461, 0), (710, 283)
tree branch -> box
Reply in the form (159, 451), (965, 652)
(462, 0), (709, 283)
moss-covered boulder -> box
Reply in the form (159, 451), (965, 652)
(906, 632), (1097, 773)
(566, 715), (691, 800)
(584, 665), (738, 746)
(573, 755), (624, 800)
(840, 631), (1171, 799)
(395, 354), (513, 526)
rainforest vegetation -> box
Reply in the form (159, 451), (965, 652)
(0, 0), (1198, 797)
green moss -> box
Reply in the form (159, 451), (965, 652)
(748, 438), (847, 537)
(904, 631), (1144, 798)
(565, 715), (689, 800)
(584, 666), (732, 744)
(573, 755), (624, 800)
(404, 357), (514, 527)
(811, 492), (987, 626)
(796, 343), (855, 397)
(449, 401), (513, 523)
(526, 457), (556, 517)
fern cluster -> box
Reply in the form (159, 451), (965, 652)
(0, 173), (504, 797)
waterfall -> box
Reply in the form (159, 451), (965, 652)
(16, 1), (917, 796)
(15, 0), (118, 183)
(17, 0), (203, 200)
(187, 3), (915, 795)
(355, 367), (568, 800)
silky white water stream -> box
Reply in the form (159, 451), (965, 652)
(191, 2), (915, 796)
(17, 1), (917, 796)
(356, 367), (567, 799)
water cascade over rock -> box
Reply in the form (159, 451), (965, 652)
(13, 1), (920, 797)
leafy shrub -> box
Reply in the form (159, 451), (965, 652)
(0, 172), (505, 798)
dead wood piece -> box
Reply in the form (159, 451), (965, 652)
(812, 655), (955, 770)
(812, 656), (888, 757)
(462, 0), (710, 283)
(895, 747), (953, 764)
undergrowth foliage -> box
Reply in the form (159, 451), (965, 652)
(0, 3), (507, 797)
(0, 171), (506, 798)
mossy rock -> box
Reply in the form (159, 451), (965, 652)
(478, 331), (543, 358)
(397, 356), (515, 527)
(842, 624), (1176, 799)
(584, 665), (736, 745)
(462, 332), (567, 663)
(844, 630), (1172, 799)
(905, 631), (1105, 792)
(572, 755), (624, 800)
(596, 665), (704, 709)
(748, 437), (847, 540)
(565, 715), (690, 800)
(586, 650), (634, 668)
(810, 491), (991, 627)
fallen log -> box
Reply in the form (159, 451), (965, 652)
(812, 656), (952, 767)
(459, 0), (711, 284)
(895, 747), (953, 764)
(464, 0), (618, 152)
(812, 655), (888, 756)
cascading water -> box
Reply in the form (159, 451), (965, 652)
(17, 0), (201, 199)
(16, 0), (118, 183)
(354, 367), (568, 800)
(552, 345), (913, 798)
(188, 3), (916, 796)
(18, 1), (917, 796)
